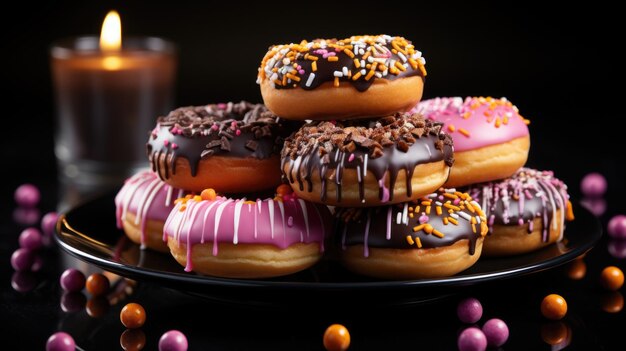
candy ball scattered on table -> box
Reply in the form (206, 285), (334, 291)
(608, 215), (626, 239)
(86, 273), (110, 296)
(323, 324), (351, 351)
(46, 332), (75, 351)
(457, 327), (487, 351)
(11, 248), (35, 271)
(158, 330), (188, 351)
(457, 297), (483, 324)
(60, 269), (86, 292)
(580, 172), (607, 197)
(482, 318), (509, 347)
(120, 303), (146, 329)
(41, 211), (59, 237)
(600, 266), (624, 291)
(541, 294), (568, 320)
(15, 183), (40, 208)
(19, 227), (43, 250)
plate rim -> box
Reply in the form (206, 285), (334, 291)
(55, 198), (602, 291)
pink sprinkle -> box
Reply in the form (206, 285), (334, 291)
(217, 103), (226, 109)
(453, 198), (461, 205)
(298, 69), (305, 75)
(163, 140), (169, 146)
(322, 52), (336, 58)
(348, 154), (355, 162)
(419, 214), (429, 224)
(438, 195), (445, 201)
(287, 216), (294, 227)
(230, 121), (237, 130)
(211, 124), (219, 131)
(172, 143), (178, 149)
(235, 129), (241, 136)
(335, 47), (341, 52)
(314, 49), (328, 55)
(518, 218), (524, 225)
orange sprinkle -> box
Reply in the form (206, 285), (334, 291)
(179, 205), (187, 212)
(312, 61), (318, 72)
(343, 49), (355, 58)
(484, 110), (493, 117)
(365, 70), (376, 81)
(395, 61), (406, 71)
(362, 50), (371, 60)
(389, 67), (399, 75)
(352, 71), (362, 80)
(365, 63), (372, 69)
(449, 217), (459, 225)
(448, 124), (456, 132)
(409, 213), (414, 218)
(334, 77), (340, 87)
(424, 224), (434, 234)
(414, 206), (421, 213)
(503, 116), (509, 125)
(426, 205), (431, 215)
(444, 203), (461, 211)
(193, 195), (202, 202)
(481, 222), (489, 236)
(465, 201), (476, 213)
(458, 128), (471, 137)
(524, 119), (531, 125)
(432, 229), (444, 238)
(415, 237), (422, 248)
(408, 58), (418, 69)
(462, 112), (471, 119)
(436, 206), (442, 215)
(471, 216), (477, 224)
(443, 217), (449, 225)
(201, 188), (217, 201)
(307, 55), (318, 61)
(476, 208), (485, 218)
(566, 201), (575, 221)
(354, 58), (361, 68)
(286, 73), (301, 82)
(495, 116), (502, 128)
(409, 207), (414, 212)
(421, 201), (431, 206)
(328, 56), (339, 62)
(413, 224), (425, 232)
(406, 235), (415, 245)
(444, 193), (458, 200)
(378, 64), (387, 72)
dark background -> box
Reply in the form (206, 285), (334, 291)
(0, 0), (623, 202)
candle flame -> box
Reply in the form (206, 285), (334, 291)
(100, 10), (121, 52)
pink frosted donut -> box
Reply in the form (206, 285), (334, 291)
(164, 186), (332, 278)
(115, 170), (187, 252)
(415, 97), (531, 187)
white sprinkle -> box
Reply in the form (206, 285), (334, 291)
(342, 67), (349, 76)
(398, 52), (407, 62)
(445, 188), (457, 193)
(402, 203), (409, 225)
(470, 200), (481, 210)
(475, 216), (482, 224)
(367, 56), (374, 63)
(435, 201), (443, 206)
(458, 212), (472, 221)
(375, 72), (382, 78)
(363, 154), (368, 177)
(360, 59), (366, 67)
(360, 69), (366, 75)
(305, 73), (316, 87)
(450, 213), (459, 219)
(428, 193), (438, 198)
(396, 212), (402, 224)
(333, 71), (343, 77)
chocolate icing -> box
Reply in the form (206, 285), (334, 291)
(258, 35), (427, 92)
(281, 113), (454, 204)
(146, 101), (291, 179)
(336, 189), (488, 256)
(467, 168), (570, 242)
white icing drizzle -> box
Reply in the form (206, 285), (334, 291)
(268, 199), (275, 239)
(233, 198), (246, 245)
(298, 199), (310, 239)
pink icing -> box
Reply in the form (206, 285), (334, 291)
(413, 97), (530, 152)
(115, 170), (186, 247)
(163, 195), (331, 272)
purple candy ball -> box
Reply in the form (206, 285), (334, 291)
(608, 239), (626, 259)
(46, 332), (75, 351)
(482, 318), (509, 347)
(19, 228), (43, 250)
(41, 212), (59, 238)
(580, 197), (606, 217)
(13, 207), (41, 226)
(458, 327), (487, 351)
(15, 183), (40, 208)
(580, 173), (607, 197)
(159, 330), (188, 351)
(457, 297), (483, 324)
(60, 269), (86, 292)
(608, 215), (626, 239)
(11, 271), (38, 293)
(11, 248), (35, 272)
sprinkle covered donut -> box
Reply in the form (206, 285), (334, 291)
(468, 168), (575, 256)
(147, 101), (291, 193)
(415, 97), (530, 187)
(115, 170), (187, 252)
(281, 113), (454, 207)
(258, 35), (427, 120)
(336, 188), (488, 279)
(164, 186), (332, 278)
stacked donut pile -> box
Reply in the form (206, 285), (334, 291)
(114, 34), (575, 280)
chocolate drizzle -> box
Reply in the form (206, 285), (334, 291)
(258, 35), (427, 92)
(336, 189), (487, 256)
(467, 168), (570, 242)
(281, 113), (454, 204)
(146, 101), (290, 179)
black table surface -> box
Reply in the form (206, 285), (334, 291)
(1, 175), (625, 351)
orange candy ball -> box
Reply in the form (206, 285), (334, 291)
(600, 266), (624, 291)
(201, 188), (217, 201)
(276, 184), (293, 196)
(541, 294), (568, 320)
(120, 303), (146, 329)
(323, 324), (350, 351)
(86, 273), (110, 296)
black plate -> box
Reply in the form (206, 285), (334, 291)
(55, 193), (601, 305)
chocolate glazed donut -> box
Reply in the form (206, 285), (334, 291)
(146, 101), (293, 193)
(281, 113), (454, 206)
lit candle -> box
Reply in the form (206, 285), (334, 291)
(51, 10), (177, 186)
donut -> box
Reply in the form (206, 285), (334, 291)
(468, 168), (575, 256)
(257, 35), (427, 120)
(146, 101), (291, 193)
(163, 186), (332, 278)
(415, 97), (530, 187)
(281, 112), (454, 207)
(115, 170), (186, 252)
(336, 188), (488, 279)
